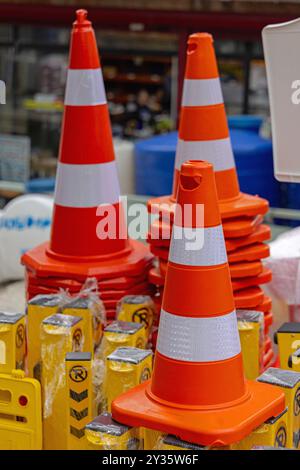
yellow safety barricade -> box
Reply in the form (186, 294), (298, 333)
(274, 323), (300, 371)
(0, 369), (42, 449)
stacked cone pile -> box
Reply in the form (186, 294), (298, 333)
(22, 10), (153, 319)
(147, 33), (274, 369)
(113, 160), (285, 447)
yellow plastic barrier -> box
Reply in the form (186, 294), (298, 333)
(27, 294), (61, 379)
(65, 352), (93, 449)
(41, 313), (85, 449)
(0, 369), (42, 449)
(103, 321), (147, 357)
(0, 312), (26, 374)
(85, 412), (140, 450)
(106, 347), (152, 412)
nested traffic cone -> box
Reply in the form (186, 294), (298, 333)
(112, 161), (284, 447)
(22, 10), (152, 308)
(148, 32), (268, 221)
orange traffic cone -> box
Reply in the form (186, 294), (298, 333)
(22, 10), (152, 306)
(148, 33), (268, 221)
(112, 161), (284, 446)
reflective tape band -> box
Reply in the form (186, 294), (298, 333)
(65, 68), (106, 106)
(157, 309), (241, 362)
(175, 138), (235, 172)
(182, 78), (223, 107)
(169, 225), (227, 266)
(54, 161), (120, 207)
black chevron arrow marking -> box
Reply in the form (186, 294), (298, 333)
(70, 389), (88, 402)
(70, 407), (88, 421)
(70, 426), (85, 439)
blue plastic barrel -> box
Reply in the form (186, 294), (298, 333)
(230, 129), (280, 207)
(228, 115), (263, 133)
(26, 178), (55, 194)
(135, 132), (177, 196)
(134, 127), (280, 206)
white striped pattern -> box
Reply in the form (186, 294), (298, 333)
(157, 309), (241, 362)
(175, 138), (235, 172)
(169, 225), (227, 266)
(54, 161), (120, 207)
(182, 78), (223, 107)
(65, 69), (106, 106)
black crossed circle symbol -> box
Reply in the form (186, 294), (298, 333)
(69, 365), (87, 383)
(73, 329), (82, 350)
(275, 426), (287, 448)
(132, 307), (150, 329)
(294, 387), (300, 416)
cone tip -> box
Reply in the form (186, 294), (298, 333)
(181, 160), (213, 174)
(187, 33), (213, 53)
(74, 9), (91, 27)
(179, 161), (213, 191)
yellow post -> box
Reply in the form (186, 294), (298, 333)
(103, 321), (147, 357)
(105, 347), (152, 412)
(41, 313), (84, 449)
(65, 352), (93, 449)
(27, 294), (61, 379)
(62, 297), (104, 355)
(258, 367), (300, 449)
(0, 369), (42, 449)
(117, 295), (155, 338)
(237, 310), (264, 380)
(85, 412), (141, 450)
(232, 408), (289, 449)
(0, 312), (26, 374)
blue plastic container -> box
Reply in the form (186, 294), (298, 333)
(228, 115), (263, 134)
(135, 132), (177, 196)
(26, 178), (55, 194)
(134, 127), (280, 207)
(230, 129), (280, 207)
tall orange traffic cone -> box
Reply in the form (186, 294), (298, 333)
(112, 161), (284, 447)
(22, 10), (152, 306)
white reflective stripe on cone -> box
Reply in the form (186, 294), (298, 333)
(64, 68), (107, 106)
(54, 161), (120, 207)
(157, 309), (241, 362)
(169, 224), (227, 266)
(175, 138), (235, 172)
(182, 78), (223, 107)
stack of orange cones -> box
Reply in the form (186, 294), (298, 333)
(147, 33), (274, 369)
(22, 10), (153, 319)
(112, 160), (284, 447)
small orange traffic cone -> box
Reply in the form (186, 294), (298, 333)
(22, 10), (152, 310)
(112, 161), (284, 447)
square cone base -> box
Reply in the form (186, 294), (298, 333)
(148, 192), (268, 221)
(112, 379), (285, 447)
